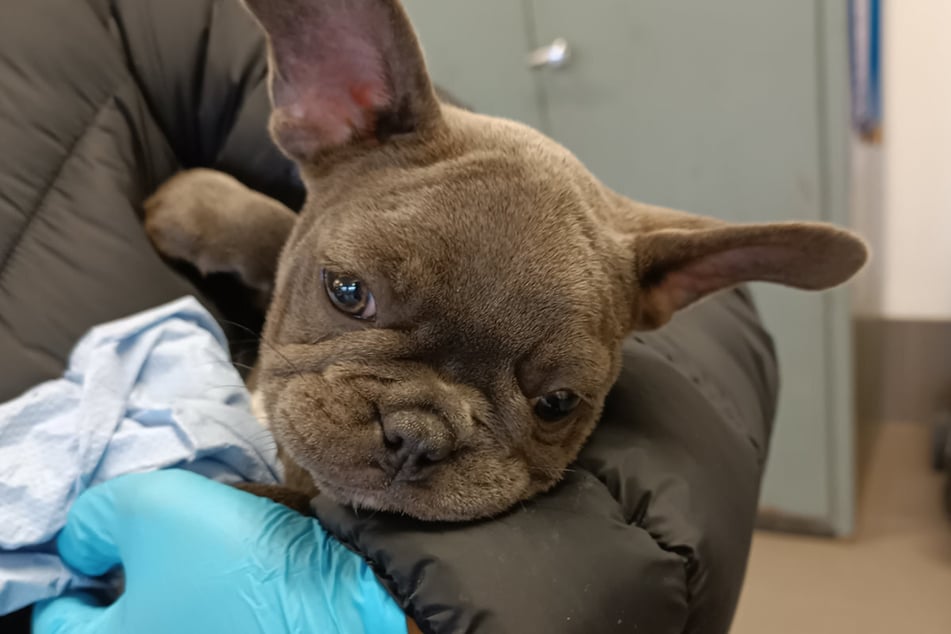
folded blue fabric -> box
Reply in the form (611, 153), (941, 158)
(0, 297), (281, 616)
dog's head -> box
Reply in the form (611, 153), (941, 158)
(244, 0), (868, 520)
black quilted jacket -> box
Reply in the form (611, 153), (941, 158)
(0, 1), (778, 632)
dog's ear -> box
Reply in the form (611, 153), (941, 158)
(624, 206), (868, 329)
(242, 0), (442, 161)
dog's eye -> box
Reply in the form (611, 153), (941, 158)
(534, 390), (581, 422)
(322, 270), (377, 319)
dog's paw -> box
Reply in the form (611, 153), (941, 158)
(144, 169), (296, 293)
(144, 169), (237, 274)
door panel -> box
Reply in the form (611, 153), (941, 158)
(532, 0), (850, 531)
(396, 0), (854, 533)
(402, 0), (544, 130)
(531, 0), (823, 221)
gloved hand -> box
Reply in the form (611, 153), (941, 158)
(31, 470), (407, 634)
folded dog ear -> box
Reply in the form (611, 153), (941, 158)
(242, 0), (442, 161)
(627, 210), (868, 329)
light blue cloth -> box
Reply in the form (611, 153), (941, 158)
(0, 297), (282, 616)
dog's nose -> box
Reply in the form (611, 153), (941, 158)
(380, 410), (455, 481)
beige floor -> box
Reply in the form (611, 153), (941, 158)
(732, 421), (951, 634)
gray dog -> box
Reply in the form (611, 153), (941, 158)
(144, 0), (868, 522)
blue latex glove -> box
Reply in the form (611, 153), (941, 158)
(31, 470), (407, 634)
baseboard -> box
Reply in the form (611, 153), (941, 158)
(754, 318), (951, 536)
(854, 318), (951, 425)
(755, 508), (837, 537)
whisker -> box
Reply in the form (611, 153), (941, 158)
(217, 317), (305, 380)
(190, 359), (256, 374)
(263, 342), (306, 380)
(203, 384), (254, 392)
(215, 318), (262, 339)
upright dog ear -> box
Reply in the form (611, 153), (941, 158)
(242, 0), (442, 161)
(625, 207), (868, 329)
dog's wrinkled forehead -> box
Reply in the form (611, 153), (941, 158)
(318, 157), (606, 324)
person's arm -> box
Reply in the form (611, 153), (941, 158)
(32, 470), (407, 634)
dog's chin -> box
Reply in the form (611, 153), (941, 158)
(308, 470), (535, 522)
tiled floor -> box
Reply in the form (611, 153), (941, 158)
(732, 421), (951, 634)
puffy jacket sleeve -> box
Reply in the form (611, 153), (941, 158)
(313, 288), (778, 634)
(107, 0), (305, 208)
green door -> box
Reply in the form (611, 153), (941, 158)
(404, 0), (856, 535)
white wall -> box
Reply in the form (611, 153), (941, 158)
(859, 1), (951, 320)
(850, 136), (884, 317)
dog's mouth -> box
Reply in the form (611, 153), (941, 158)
(312, 472), (524, 522)
(309, 466), (474, 521)
(276, 418), (536, 521)
(309, 472), (431, 514)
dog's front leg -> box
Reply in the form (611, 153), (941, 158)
(144, 168), (296, 308)
(233, 482), (315, 515)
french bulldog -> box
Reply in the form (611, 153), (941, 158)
(144, 0), (868, 522)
